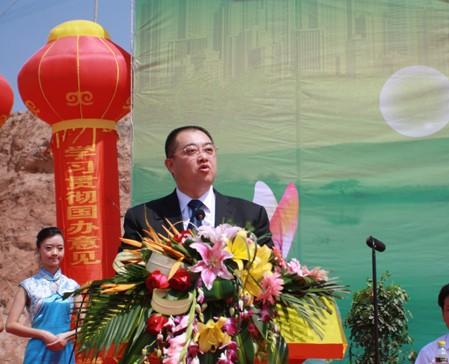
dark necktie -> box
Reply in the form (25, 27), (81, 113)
(188, 199), (204, 230)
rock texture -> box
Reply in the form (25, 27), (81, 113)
(0, 112), (131, 363)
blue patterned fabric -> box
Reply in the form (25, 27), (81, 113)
(20, 268), (79, 364)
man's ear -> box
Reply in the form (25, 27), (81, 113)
(165, 158), (174, 175)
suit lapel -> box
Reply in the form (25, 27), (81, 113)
(149, 190), (183, 231)
(214, 190), (234, 226)
(165, 191), (183, 226)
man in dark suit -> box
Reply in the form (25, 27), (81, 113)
(122, 125), (271, 245)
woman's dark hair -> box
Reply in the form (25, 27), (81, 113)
(438, 283), (449, 310)
(36, 227), (63, 249)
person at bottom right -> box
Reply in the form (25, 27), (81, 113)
(415, 283), (449, 364)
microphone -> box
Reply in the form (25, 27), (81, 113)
(195, 209), (205, 222)
(366, 236), (386, 252)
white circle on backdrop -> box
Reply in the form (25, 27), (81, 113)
(379, 65), (449, 137)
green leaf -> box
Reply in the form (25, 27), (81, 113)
(199, 352), (219, 364)
(119, 328), (155, 364)
(268, 332), (288, 364)
(236, 328), (255, 364)
(178, 290), (197, 362)
(203, 278), (236, 301)
(75, 283), (151, 359)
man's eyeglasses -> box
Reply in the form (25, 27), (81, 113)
(173, 143), (217, 157)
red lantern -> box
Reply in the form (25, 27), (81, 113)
(18, 20), (131, 283)
(0, 75), (14, 127)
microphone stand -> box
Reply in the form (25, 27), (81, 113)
(366, 235), (385, 364)
(371, 245), (380, 364)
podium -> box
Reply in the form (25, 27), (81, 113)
(276, 299), (347, 363)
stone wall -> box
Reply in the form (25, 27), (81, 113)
(0, 112), (131, 363)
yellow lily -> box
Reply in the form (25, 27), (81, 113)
(226, 230), (256, 270)
(197, 317), (231, 353)
(236, 244), (272, 297)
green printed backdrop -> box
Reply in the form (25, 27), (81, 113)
(132, 0), (449, 359)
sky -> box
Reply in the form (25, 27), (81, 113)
(0, 0), (132, 111)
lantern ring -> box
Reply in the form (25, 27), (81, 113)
(52, 119), (117, 134)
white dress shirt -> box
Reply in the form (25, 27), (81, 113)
(176, 186), (216, 230)
(415, 333), (449, 364)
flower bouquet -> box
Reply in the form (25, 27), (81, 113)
(68, 221), (346, 364)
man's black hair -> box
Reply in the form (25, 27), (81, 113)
(165, 125), (214, 158)
(438, 283), (449, 310)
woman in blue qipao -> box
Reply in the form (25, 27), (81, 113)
(6, 227), (79, 363)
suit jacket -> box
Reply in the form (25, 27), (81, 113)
(122, 189), (272, 246)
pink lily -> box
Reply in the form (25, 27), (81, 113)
(196, 224), (241, 244)
(190, 240), (233, 290)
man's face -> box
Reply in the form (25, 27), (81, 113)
(443, 296), (449, 329)
(165, 129), (217, 197)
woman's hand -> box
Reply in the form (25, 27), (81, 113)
(46, 333), (68, 351)
(6, 288), (62, 348)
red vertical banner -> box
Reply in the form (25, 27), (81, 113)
(18, 20), (131, 284)
(52, 125), (121, 280)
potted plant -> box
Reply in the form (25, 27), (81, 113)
(345, 272), (413, 363)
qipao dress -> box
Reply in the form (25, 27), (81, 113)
(20, 268), (79, 364)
